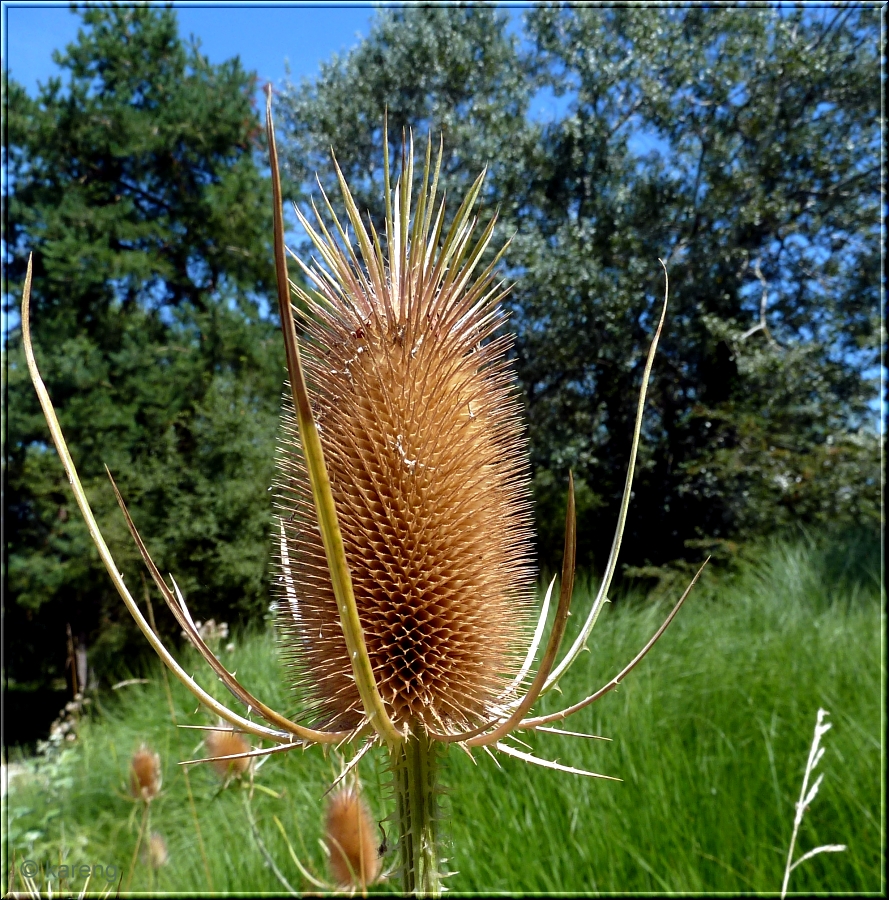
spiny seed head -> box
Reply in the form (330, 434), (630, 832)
(144, 832), (169, 869)
(204, 729), (251, 778)
(129, 744), (162, 801)
(274, 139), (536, 735)
(325, 786), (381, 888)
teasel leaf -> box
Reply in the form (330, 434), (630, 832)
(533, 726), (612, 741)
(498, 573), (557, 706)
(265, 87), (402, 746)
(494, 741), (621, 782)
(542, 261), (671, 694)
(179, 743), (295, 768)
(522, 558), (708, 729)
(106, 468), (351, 745)
(20, 255), (291, 746)
(323, 741), (375, 798)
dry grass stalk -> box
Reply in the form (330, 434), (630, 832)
(780, 708), (846, 898)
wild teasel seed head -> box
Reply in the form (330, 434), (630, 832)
(325, 786), (381, 888)
(19, 93), (688, 900)
(204, 728), (252, 779)
(144, 831), (169, 869)
(20, 92), (686, 898)
(275, 138), (537, 734)
(129, 744), (162, 802)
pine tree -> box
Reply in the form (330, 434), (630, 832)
(4, 5), (281, 688)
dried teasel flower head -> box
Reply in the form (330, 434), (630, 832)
(325, 785), (381, 888)
(129, 744), (162, 802)
(274, 135), (536, 735)
(204, 727), (252, 779)
(22, 89), (696, 897)
(21, 89), (685, 764)
(144, 831), (169, 869)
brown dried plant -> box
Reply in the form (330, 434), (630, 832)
(20, 88), (705, 896)
(144, 832), (169, 870)
(204, 727), (252, 781)
(125, 744), (161, 891)
(128, 744), (162, 803)
(325, 785), (382, 889)
(273, 133), (537, 737)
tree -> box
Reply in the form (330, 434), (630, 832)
(521, 4), (881, 572)
(279, 4), (532, 224)
(4, 5), (281, 689)
(278, 4), (881, 575)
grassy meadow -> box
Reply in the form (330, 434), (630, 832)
(3, 534), (883, 895)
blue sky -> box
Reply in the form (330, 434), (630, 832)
(1, 2), (566, 251)
(2, 3), (573, 120)
(5, 3), (378, 96)
(1, 2), (384, 333)
(0, 3), (557, 332)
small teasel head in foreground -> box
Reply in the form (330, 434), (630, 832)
(128, 744), (162, 802)
(325, 784), (382, 889)
(144, 832), (169, 869)
(204, 727), (252, 780)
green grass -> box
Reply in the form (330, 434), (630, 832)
(3, 535), (883, 895)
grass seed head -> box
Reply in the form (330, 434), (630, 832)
(128, 744), (162, 802)
(325, 786), (381, 888)
(204, 729), (251, 779)
(275, 141), (536, 735)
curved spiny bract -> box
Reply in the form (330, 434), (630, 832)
(274, 147), (536, 736)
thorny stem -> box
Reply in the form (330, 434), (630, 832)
(391, 730), (442, 897)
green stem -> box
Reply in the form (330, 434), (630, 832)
(125, 800), (150, 892)
(391, 730), (441, 897)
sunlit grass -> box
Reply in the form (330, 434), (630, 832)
(449, 533), (883, 893)
(3, 534), (882, 894)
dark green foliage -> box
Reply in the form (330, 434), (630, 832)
(278, 5), (881, 574)
(4, 5), (280, 688)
